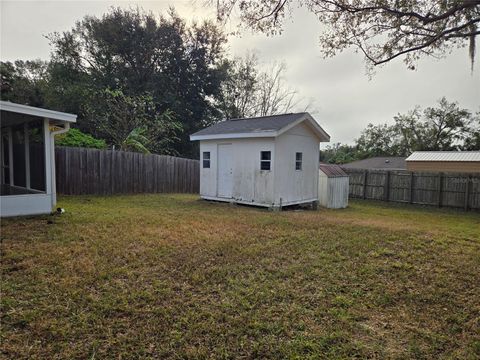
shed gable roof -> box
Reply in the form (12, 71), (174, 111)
(190, 112), (330, 142)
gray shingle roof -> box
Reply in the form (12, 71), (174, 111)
(191, 113), (308, 137)
(341, 157), (406, 170)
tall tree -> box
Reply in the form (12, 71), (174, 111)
(320, 142), (361, 164)
(219, 54), (310, 118)
(255, 62), (303, 116)
(356, 97), (476, 156)
(356, 123), (399, 156)
(422, 98), (475, 149)
(214, 0), (480, 70)
(83, 89), (181, 155)
(0, 60), (49, 106)
(48, 8), (229, 156)
(324, 98), (478, 164)
(218, 54), (259, 118)
(463, 114), (480, 149)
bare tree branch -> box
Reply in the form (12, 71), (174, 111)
(213, 0), (480, 70)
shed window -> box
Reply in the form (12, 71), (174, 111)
(260, 151), (271, 171)
(295, 152), (303, 171)
(202, 151), (210, 168)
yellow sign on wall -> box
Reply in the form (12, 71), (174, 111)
(49, 124), (63, 132)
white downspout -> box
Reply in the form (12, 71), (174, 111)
(50, 123), (70, 210)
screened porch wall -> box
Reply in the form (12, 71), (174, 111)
(1, 111), (47, 196)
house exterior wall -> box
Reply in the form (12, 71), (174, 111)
(274, 122), (319, 205)
(1, 193), (53, 217)
(198, 122), (320, 207)
(406, 161), (480, 173)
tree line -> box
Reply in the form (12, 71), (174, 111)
(0, 8), (305, 158)
(2, 6), (478, 160)
(321, 98), (480, 164)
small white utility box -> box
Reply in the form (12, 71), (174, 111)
(318, 164), (349, 209)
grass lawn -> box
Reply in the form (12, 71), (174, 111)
(1, 194), (479, 359)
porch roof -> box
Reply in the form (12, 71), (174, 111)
(0, 101), (77, 123)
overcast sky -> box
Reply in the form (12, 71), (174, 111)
(1, 0), (479, 145)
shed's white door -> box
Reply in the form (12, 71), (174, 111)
(217, 144), (233, 198)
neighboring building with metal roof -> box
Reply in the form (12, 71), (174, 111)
(341, 157), (406, 171)
(318, 164), (349, 209)
(406, 151), (480, 173)
(190, 112), (330, 209)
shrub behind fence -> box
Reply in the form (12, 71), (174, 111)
(345, 169), (480, 211)
(55, 147), (199, 195)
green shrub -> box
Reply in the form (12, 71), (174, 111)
(56, 128), (107, 149)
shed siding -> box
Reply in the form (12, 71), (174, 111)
(318, 173), (329, 207)
(318, 170), (349, 209)
(198, 122), (320, 207)
(274, 122), (319, 205)
(406, 161), (480, 173)
(199, 138), (275, 204)
(232, 138), (275, 204)
(199, 141), (218, 197)
(327, 177), (349, 208)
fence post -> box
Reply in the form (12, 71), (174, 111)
(409, 172), (414, 204)
(362, 170), (368, 199)
(438, 173), (444, 208)
(464, 176), (471, 211)
(384, 171), (390, 202)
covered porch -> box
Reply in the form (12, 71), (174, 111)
(0, 101), (76, 217)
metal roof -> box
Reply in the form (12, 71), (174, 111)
(190, 112), (330, 141)
(341, 157), (406, 170)
(319, 164), (349, 177)
(406, 151), (480, 162)
(0, 100), (77, 122)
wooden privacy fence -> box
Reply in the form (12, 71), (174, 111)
(55, 147), (199, 195)
(345, 169), (480, 211)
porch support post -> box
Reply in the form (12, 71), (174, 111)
(0, 132), (3, 185)
(43, 119), (52, 196)
(49, 122), (69, 209)
(8, 127), (14, 186)
(50, 127), (57, 209)
(24, 123), (30, 189)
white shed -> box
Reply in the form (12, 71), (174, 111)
(318, 164), (349, 209)
(1, 101), (76, 217)
(190, 113), (330, 210)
